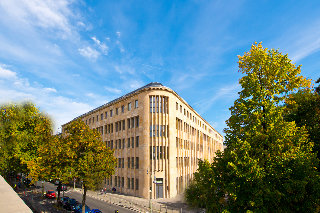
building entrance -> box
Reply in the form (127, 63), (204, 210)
(156, 178), (163, 198)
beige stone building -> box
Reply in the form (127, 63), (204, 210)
(62, 82), (223, 199)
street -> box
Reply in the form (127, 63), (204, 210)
(38, 182), (136, 213)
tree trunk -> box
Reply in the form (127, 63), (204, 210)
(82, 183), (87, 213)
(57, 181), (61, 202)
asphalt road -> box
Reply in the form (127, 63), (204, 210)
(37, 182), (135, 213)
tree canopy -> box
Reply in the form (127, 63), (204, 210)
(33, 118), (116, 212)
(284, 80), (320, 169)
(0, 102), (52, 177)
(186, 43), (320, 212)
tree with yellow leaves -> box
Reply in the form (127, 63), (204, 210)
(0, 102), (52, 179)
(35, 118), (116, 212)
(186, 43), (320, 212)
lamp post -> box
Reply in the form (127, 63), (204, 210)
(148, 169), (152, 213)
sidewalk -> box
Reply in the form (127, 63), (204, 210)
(72, 187), (199, 213)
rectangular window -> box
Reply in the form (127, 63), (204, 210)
(127, 178), (130, 189)
(116, 108), (118, 115)
(136, 116), (139, 127)
(111, 140), (113, 149)
(127, 118), (131, 129)
(121, 105), (124, 113)
(176, 102), (178, 110)
(93, 117), (94, 123)
(115, 122), (118, 132)
(115, 140), (118, 149)
(128, 138), (130, 148)
(118, 176), (120, 187)
(131, 117), (134, 128)
(128, 102), (131, 111)
(135, 179), (139, 190)
(131, 157), (134, 168)
(111, 124), (113, 133)
(119, 121), (121, 131)
(122, 177), (124, 187)
(89, 118), (91, 124)
(149, 96), (152, 113)
(136, 157), (139, 169)
(85, 120), (87, 125)
(122, 158), (124, 168)
(136, 136), (139, 147)
(122, 120), (125, 130)
(105, 111), (108, 118)
(135, 100), (138, 108)
(128, 157), (130, 168)
(119, 139), (121, 149)
(122, 139), (125, 149)
(110, 109), (113, 117)
(131, 178), (134, 190)
(118, 158), (121, 168)
(115, 176), (117, 186)
(101, 113), (103, 120)
(97, 115), (99, 121)
(131, 137), (134, 148)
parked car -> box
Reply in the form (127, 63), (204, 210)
(64, 198), (79, 211)
(57, 184), (67, 191)
(91, 209), (102, 213)
(45, 190), (56, 199)
(74, 204), (91, 213)
(60, 196), (70, 205)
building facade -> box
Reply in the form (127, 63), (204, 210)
(62, 82), (223, 199)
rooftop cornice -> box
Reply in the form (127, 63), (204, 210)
(62, 82), (223, 138)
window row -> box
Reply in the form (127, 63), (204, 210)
(106, 136), (140, 149)
(176, 102), (209, 131)
(149, 96), (169, 114)
(149, 146), (169, 160)
(149, 125), (169, 137)
(116, 157), (139, 169)
(101, 116), (139, 135)
(107, 176), (139, 190)
(85, 100), (139, 125)
(176, 156), (191, 168)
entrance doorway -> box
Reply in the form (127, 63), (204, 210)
(156, 178), (163, 198)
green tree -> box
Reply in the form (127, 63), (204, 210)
(0, 102), (52, 178)
(186, 43), (320, 212)
(34, 118), (116, 212)
(284, 80), (320, 169)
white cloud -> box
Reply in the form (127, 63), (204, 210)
(128, 80), (144, 90)
(195, 83), (240, 114)
(91, 36), (108, 55)
(273, 19), (320, 62)
(0, 66), (17, 79)
(116, 31), (121, 38)
(78, 46), (100, 60)
(104, 86), (121, 94)
(116, 40), (125, 53)
(44, 87), (57, 93)
(0, 0), (75, 38)
(114, 65), (135, 75)
(0, 64), (93, 132)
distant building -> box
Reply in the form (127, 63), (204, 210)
(62, 82), (223, 199)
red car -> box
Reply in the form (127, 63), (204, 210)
(45, 190), (56, 199)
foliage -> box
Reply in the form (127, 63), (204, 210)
(284, 82), (320, 168)
(186, 43), (320, 212)
(33, 118), (116, 211)
(0, 102), (52, 177)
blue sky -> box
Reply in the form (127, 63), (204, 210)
(0, 1), (319, 135)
